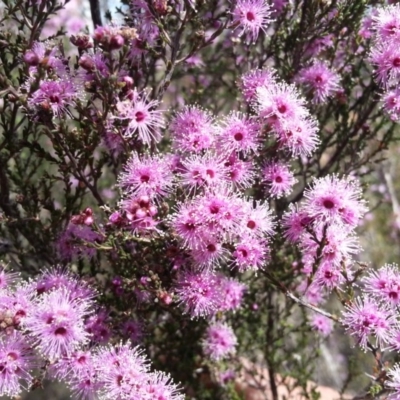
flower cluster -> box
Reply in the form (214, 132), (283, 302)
(0, 266), (183, 399)
(283, 175), (367, 301)
(369, 4), (400, 120)
(340, 261), (400, 399)
(248, 70), (320, 157)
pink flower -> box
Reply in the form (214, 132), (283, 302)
(255, 82), (309, 129)
(275, 115), (320, 156)
(179, 152), (228, 191)
(341, 296), (395, 350)
(282, 205), (313, 243)
(118, 153), (174, 200)
(241, 200), (275, 238)
(170, 202), (204, 250)
(309, 261), (345, 291)
(301, 223), (361, 270)
(0, 332), (37, 397)
(362, 264), (400, 306)
(233, 236), (268, 272)
(0, 268), (19, 290)
(303, 175), (367, 228)
(239, 68), (276, 102)
(223, 153), (255, 188)
(309, 314), (333, 337)
(382, 88), (400, 120)
(23, 288), (93, 360)
(174, 270), (219, 318)
(215, 275), (246, 311)
(262, 161), (297, 198)
(191, 238), (229, 270)
(217, 112), (261, 154)
(28, 79), (77, 117)
(93, 342), (149, 399)
(170, 105), (216, 153)
(231, 0), (273, 43)
(370, 40), (400, 87)
(387, 364), (400, 399)
(373, 4), (400, 43)
(202, 322), (237, 361)
(296, 61), (341, 104)
(116, 89), (165, 144)
(142, 371), (184, 400)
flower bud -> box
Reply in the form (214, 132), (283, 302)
(23, 50), (39, 66)
(70, 34), (93, 49)
(109, 34), (124, 50)
(109, 211), (122, 224)
(122, 76), (134, 89)
(79, 55), (95, 71)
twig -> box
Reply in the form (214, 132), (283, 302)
(263, 270), (339, 322)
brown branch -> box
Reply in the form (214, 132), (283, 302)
(89, 0), (102, 28)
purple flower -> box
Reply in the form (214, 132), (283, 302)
(23, 287), (93, 360)
(233, 236), (268, 272)
(341, 296), (395, 350)
(116, 89), (165, 144)
(231, 0), (273, 43)
(0, 332), (37, 397)
(142, 371), (185, 399)
(262, 161), (297, 198)
(179, 152), (228, 191)
(362, 264), (400, 306)
(370, 40), (400, 87)
(121, 319), (144, 344)
(170, 105), (216, 153)
(373, 4), (400, 43)
(303, 175), (367, 228)
(84, 309), (111, 344)
(93, 342), (150, 399)
(382, 88), (400, 120)
(50, 349), (93, 381)
(56, 223), (104, 261)
(275, 115), (320, 156)
(217, 112), (261, 154)
(215, 275), (246, 312)
(241, 200), (275, 238)
(34, 267), (95, 301)
(0, 284), (35, 330)
(239, 68), (276, 102)
(202, 322), (237, 361)
(118, 153), (174, 201)
(387, 364), (400, 400)
(0, 268), (19, 290)
(296, 61), (341, 104)
(50, 349), (100, 400)
(174, 270), (219, 318)
(309, 314), (333, 337)
(223, 153), (255, 188)
(28, 79), (77, 117)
